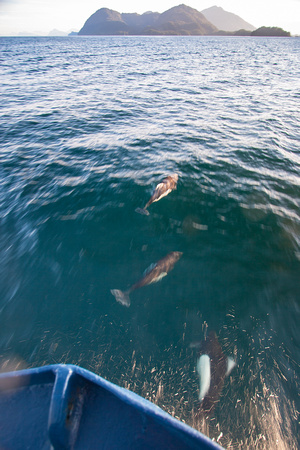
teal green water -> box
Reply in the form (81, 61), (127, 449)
(1, 36), (299, 447)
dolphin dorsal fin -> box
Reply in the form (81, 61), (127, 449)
(226, 357), (236, 376)
(143, 263), (157, 276)
(197, 354), (211, 402)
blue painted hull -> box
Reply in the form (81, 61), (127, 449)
(0, 364), (222, 449)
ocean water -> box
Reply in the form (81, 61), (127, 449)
(0, 36), (299, 448)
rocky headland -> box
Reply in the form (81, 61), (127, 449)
(78, 4), (290, 37)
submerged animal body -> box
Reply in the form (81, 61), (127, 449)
(136, 174), (178, 215)
(195, 331), (236, 417)
(111, 251), (182, 307)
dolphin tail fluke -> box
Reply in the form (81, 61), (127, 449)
(135, 207), (150, 216)
(110, 289), (131, 307)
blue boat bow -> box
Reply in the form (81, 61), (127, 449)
(0, 364), (222, 449)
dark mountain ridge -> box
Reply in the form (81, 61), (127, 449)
(79, 4), (217, 36)
(78, 4), (290, 37)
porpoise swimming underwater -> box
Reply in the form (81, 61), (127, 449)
(136, 174), (178, 215)
(194, 331), (236, 417)
(111, 251), (182, 307)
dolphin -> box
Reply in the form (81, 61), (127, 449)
(111, 251), (182, 307)
(135, 174), (178, 215)
(193, 331), (236, 417)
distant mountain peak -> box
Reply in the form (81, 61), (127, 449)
(78, 4), (257, 36)
(79, 4), (217, 36)
(201, 5), (255, 32)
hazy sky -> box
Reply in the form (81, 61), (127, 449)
(1, 0), (300, 35)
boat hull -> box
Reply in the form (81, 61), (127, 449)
(0, 364), (222, 449)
